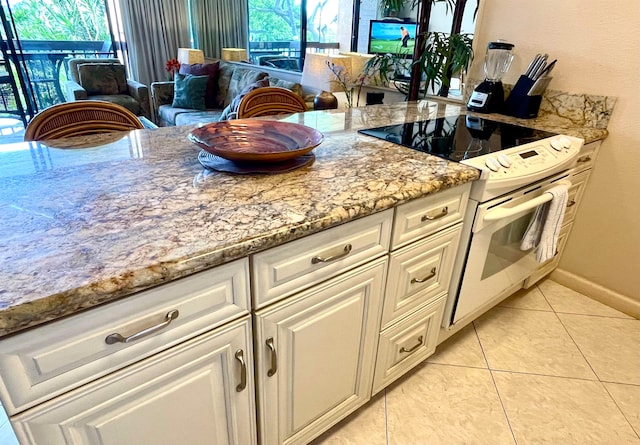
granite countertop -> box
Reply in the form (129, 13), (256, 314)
(0, 100), (608, 337)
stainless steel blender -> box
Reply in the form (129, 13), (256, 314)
(467, 41), (514, 113)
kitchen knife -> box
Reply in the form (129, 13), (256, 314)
(524, 54), (541, 77)
(530, 54), (549, 80)
(527, 76), (552, 96)
(528, 55), (547, 79)
(537, 59), (557, 79)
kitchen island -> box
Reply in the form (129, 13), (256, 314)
(0, 100), (608, 337)
(0, 99), (609, 445)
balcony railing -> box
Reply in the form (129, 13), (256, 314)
(1, 39), (114, 112)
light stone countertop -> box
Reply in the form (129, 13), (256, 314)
(0, 100), (608, 337)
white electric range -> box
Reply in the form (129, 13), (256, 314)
(360, 115), (583, 327)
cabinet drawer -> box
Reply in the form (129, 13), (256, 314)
(0, 258), (250, 415)
(565, 170), (591, 224)
(382, 223), (461, 328)
(574, 141), (600, 172)
(372, 296), (445, 395)
(391, 183), (470, 250)
(12, 316), (257, 445)
(252, 209), (392, 309)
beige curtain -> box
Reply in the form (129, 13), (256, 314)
(190, 0), (249, 59)
(117, 0), (191, 87)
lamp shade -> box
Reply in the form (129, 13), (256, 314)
(177, 48), (205, 65)
(301, 52), (353, 93)
(340, 52), (374, 84)
(221, 48), (248, 62)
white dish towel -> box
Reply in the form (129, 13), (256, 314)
(520, 184), (569, 262)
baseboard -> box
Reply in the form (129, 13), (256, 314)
(550, 269), (640, 319)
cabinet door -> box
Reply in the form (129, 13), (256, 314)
(254, 258), (387, 445)
(12, 317), (257, 445)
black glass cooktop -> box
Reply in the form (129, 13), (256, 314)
(358, 115), (558, 162)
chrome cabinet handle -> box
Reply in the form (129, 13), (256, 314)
(235, 349), (247, 392)
(577, 155), (592, 163)
(566, 200), (576, 207)
(421, 206), (448, 222)
(266, 337), (278, 377)
(400, 336), (424, 354)
(311, 244), (353, 264)
(105, 309), (179, 345)
(411, 267), (437, 284)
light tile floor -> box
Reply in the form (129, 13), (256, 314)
(311, 279), (640, 445)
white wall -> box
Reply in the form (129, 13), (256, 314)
(472, 0), (640, 302)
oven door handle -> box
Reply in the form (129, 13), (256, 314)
(483, 180), (571, 223)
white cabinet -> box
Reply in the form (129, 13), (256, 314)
(12, 316), (257, 445)
(254, 259), (387, 445)
(0, 258), (250, 415)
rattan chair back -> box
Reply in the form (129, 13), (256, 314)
(236, 87), (307, 119)
(24, 100), (144, 142)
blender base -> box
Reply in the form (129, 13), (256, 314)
(467, 80), (504, 113)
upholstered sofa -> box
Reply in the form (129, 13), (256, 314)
(64, 58), (151, 120)
(151, 60), (319, 127)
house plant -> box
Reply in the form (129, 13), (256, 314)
(371, 0), (475, 99)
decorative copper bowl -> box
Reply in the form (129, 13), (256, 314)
(188, 119), (324, 163)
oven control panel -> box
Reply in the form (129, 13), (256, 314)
(463, 135), (583, 201)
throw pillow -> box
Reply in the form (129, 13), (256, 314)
(223, 70), (269, 108)
(219, 81), (267, 121)
(78, 63), (127, 95)
(172, 73), (208, 110)
(268, 78), (304, 98)
(179, 61), (220, 109)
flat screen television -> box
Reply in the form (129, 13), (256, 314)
(367, 20), (417, 58)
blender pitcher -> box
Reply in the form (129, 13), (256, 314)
(467, 41), (514, 113)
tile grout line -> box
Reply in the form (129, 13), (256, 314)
(601, 382), (640, 440)
(540, 284), (640, 440)
(472, 321), (519, 445)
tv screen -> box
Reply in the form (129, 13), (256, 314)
(368, 20), (417, 57)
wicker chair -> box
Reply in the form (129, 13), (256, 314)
(236, 87), (307, 119)
(24, 101), (144, 142)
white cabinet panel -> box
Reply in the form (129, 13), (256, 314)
(373, 296), (446, 394)
(382, 223), (461, 328)
(254, 258), (387, 445)
(0, 258), (250, 415)
(252, 210), (391, 308)
(12, 316), (257, 445)
(391, 183), (469, 249)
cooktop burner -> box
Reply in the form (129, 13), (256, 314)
(358, 115), (558, 162)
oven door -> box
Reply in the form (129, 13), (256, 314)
(452, 173), (571, 324)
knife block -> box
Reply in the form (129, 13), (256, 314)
(503, 75), (543, 119)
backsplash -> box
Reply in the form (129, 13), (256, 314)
(464, 80), (617, 130)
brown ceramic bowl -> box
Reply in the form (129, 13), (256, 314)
(188, 119), (324, 163)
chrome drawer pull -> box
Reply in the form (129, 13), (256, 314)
(566, 200), (576, 207)
(577, 156), (592, 163)
(311, 244), (353, 264)
(400, 336), (424, 354)
(421, 206), (448, 222)
(266, 337), (278, 377)
(411, 267), (437, 284)
(105, 309), (179, 345)
(235, 349), (247, 392)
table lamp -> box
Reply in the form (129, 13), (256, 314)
(177, 48), (205, 65)
(221, 48), (248, 62)
(301, 52), (353, 109)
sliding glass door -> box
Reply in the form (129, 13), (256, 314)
(1, 0), (115, 115)
(247, 0), (352, 72)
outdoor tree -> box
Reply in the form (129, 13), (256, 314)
(9, 0), (109, 41)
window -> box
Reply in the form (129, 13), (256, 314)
(247, 0), (352, 72)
